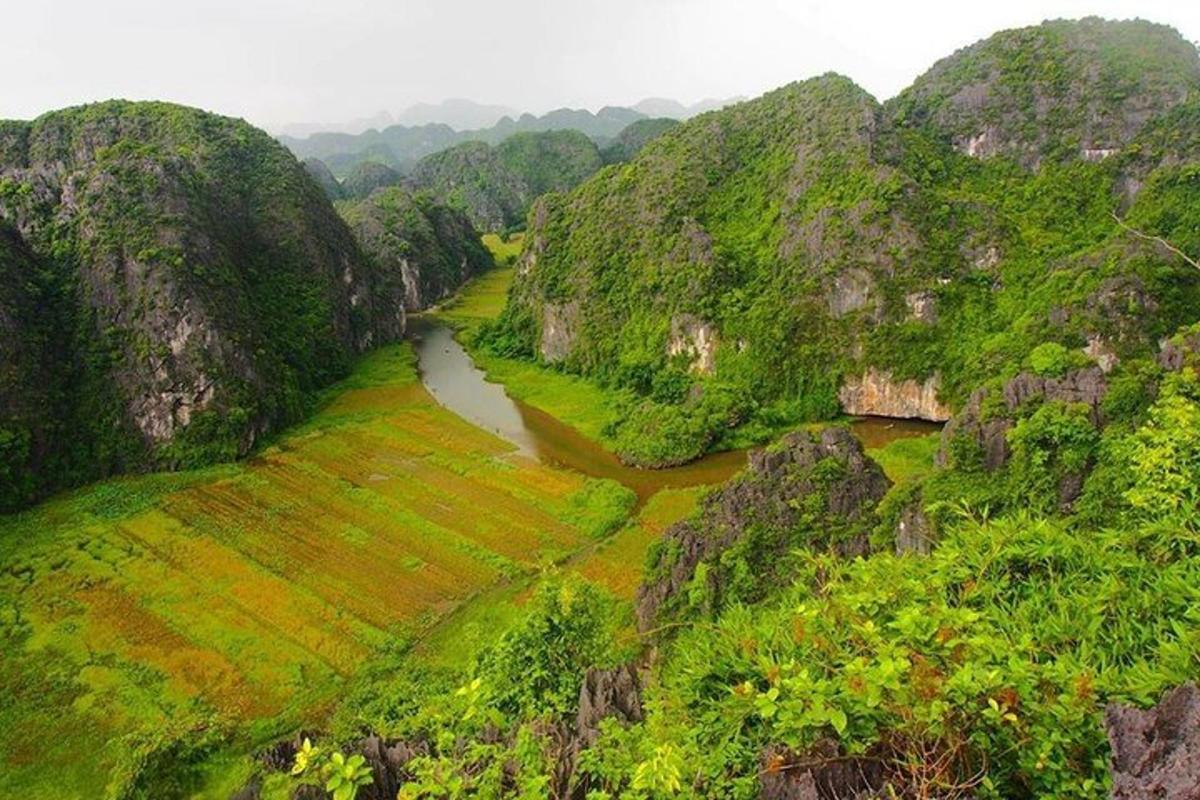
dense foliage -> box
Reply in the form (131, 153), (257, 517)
(600, 118), (680, 164)
(336, 186), (494, 311)
(409, 130), (603, 231)
(280, 105), (646, 177)
(273, 365), (1200, 800)
(483, 19), (1200, 467)
(340, 160), (404, 199)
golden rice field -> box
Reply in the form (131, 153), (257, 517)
(0, 345), (632, 799)
(573, 488), (702, 600)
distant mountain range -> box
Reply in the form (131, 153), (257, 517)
(632, 96), (746, 118)
(277, 97), (743, 177)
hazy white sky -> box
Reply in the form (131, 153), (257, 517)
(5, 0), (1199, 131)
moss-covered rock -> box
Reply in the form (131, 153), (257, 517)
(409, 130), (603, 231)
(0, 100), (407, 509)
(488, 19), (1200, 467)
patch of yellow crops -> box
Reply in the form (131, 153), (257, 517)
(0, 343), (620, 799)
(573, 488), (703, 599)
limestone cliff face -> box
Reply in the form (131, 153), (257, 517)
(0, 100), (407, 509)
(539, 301), (580, 363)
(838, 368), (952, 422)
(667, 314), (718, 375)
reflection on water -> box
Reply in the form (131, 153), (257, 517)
(409, 318), (940, 504)
(847, 415), (943, 450)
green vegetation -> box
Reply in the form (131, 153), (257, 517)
(436, 261), (633, 447)
(249, 364), (1200, 800)
(6, 18), (1200, 800)
(0, 343), (635, 799)
(481, 232), (525, 266)
(601, 117), (681, 164)
(280, 105), (647, 177)
(483, 19), (1200, 467)
(339, 160), (403, 199)
(409, 130), (603, 231)
(0, 100), (409, 510)
(336, 186), (494, 311)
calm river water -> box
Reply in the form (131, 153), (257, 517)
(409, 318), (940, 503)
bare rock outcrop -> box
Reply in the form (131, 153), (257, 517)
(839, 368), (952, 422)
(1106, 683), (1200, 800)
(636, 427), (890, 631)
(895, 500), (935, 555)
(557, 664), (646, 799)
(939, 366), (1107, 471)
(760, 741), (887, 800)
(540, 301), (581, 363)
(0, 100), (409, 508)
(668, 314), (719, 375)
(829, 268), (878, 318)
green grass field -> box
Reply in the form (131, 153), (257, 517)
(0, 344), (632, 799)
(481, 232), (525, 266)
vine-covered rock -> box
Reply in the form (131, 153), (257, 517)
(488, 18), (1200, 468)
(338, 186), (493, 311)
(409, 130), (603, 231)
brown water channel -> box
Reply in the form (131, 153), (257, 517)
(410, 318), (940, 504)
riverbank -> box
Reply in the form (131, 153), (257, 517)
(432, 265), (943, 484)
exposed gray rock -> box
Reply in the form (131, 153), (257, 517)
(559, 664), (646, 799)
(904, 291), (937, 324)
(829, 268), (877, 318)
(1084, 335), (1119, 373)
(636, 427), (890, 630)
(1159, 328), (1200, 371)
(576, 664), (644, 747)
(760, 741), (886, 800)
(1106, 683), (1200, 800)
(229, 776), (261, 800)
(357, 734), (429, 800)
(939, 367), (1107, 470)
(540, 300), (581, 363)
(1002, 368), (1107, 425)
(895, 500), (935, 555)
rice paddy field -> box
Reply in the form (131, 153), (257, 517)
(0, 344), (633, 799)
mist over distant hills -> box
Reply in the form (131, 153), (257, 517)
(278, 96), (743, 177)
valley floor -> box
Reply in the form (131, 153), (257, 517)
(0, 343), (638, 799)
(0, 263), (941, 798)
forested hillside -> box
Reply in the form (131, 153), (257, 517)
(280, 105), (646, 176)
(337, 186), (494, 311)
(486, 18), (1200, 468)
(5, 15), (1200, 800)
(0, 101), (409, 509)
(408, 130), (603, 231)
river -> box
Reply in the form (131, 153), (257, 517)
(409, 318), (941, 503)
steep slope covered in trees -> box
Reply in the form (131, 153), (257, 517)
(486, 18), (1200, 467)
(600, 117), (680, 164)
(409, 129), (603, 231)
(280, 105), (645, 176)
(0, 100), (408, 509)
(337, 186), (494, 311)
